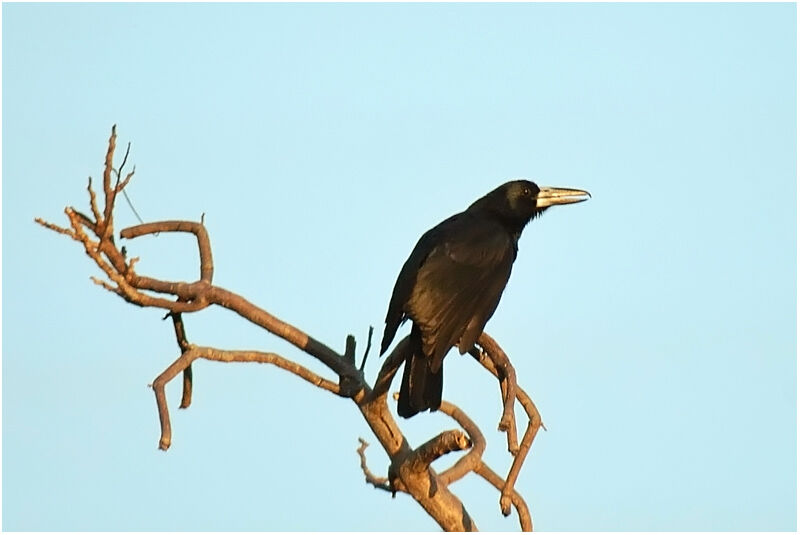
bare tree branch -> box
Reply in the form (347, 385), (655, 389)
(407, 430), (472, 473)
(35, 218), (76, 238)
(476, 332), (519, 454)
(87, 176), (102, 223)
(99, 125), (117, 242)
(35, 126), (549, 532)
(344, 334), (357, 366)
(114, 141), (132, 185)
(356, 438), (393, 492)
(359, 325), (374, 372)
(152, 345), (342, 450)
(471, 343), (544, 518)
(121, 221), (213, 283)
(168, 312), (193, 408)
(369, 335), (409, 400)
(89, 275), (120, 294)
(475, 462), (533, 531)
(179, 363), (193, 410)
(438, 401), (486, 485)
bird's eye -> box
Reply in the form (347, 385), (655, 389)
(522, 187), (531, 196)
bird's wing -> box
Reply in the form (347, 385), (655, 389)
(380, 215), (462, 355)
(407, 214), (516, 371)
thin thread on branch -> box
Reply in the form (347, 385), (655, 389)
(121, 189), (144, 225)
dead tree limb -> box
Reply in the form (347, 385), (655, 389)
(476, 332), (520, 454)
(356, 438), (393, 492)
(439, 400), (532, 531)
(470, 343), (545, 517)
(438, 401), (486, 486)
(168, 313), (193, 409)
(407, 430), (472, 472)
(36, 126), (547, 531)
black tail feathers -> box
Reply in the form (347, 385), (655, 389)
(397, 347), (443, 418)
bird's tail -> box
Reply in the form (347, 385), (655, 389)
(397, 328), (443, 418)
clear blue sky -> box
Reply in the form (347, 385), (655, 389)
(3, 2), (796, 531)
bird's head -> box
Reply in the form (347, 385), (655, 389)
(470, 179), (591, 231)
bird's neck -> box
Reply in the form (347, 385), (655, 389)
(492, 211), (531, 239)
(465, 209), (527, 245)
(467, 194), (533, 239)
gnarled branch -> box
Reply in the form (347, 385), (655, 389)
(407, 430), (472, 472)
(471, 342), (545, 517)
(356, 438), (393, 493)
(36, 126), (548, 532)
(438, 401), (486, 485)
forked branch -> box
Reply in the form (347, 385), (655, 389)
(36, 126), (546, 532)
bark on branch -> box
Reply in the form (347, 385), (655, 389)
(35, 126), (547, 531)
(407, 430), (472, 473)
(356, 438), (393, 492)
(470, 343), (545, 517)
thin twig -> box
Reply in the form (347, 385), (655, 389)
(359, 325), (373, 372)
(71, 209), (98, 233)
(89, 275), (119, 294)
(356, 438), (393, 493)
(152, 346), (342, 450)
(118, 167), (135, 192)
(99, 125), (117, 241)
(115, 141), (131, 187)
(34, 217), (76, 238)
(87, 177), (101, 223)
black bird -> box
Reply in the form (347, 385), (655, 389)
(380, 180), (590, 418)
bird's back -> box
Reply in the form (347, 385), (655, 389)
(381, 210), (517, 371)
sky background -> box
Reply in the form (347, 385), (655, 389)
(2, 2), (796, 531)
